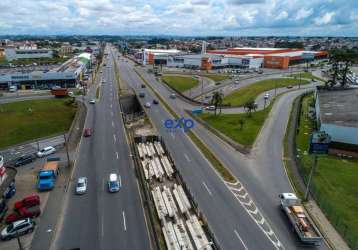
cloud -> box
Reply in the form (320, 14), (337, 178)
(314, 12), (336, 25)
(0, 0), (356, 36)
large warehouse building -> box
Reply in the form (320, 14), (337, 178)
(208, 47), (328, 69)
(0, 53), (91, 90)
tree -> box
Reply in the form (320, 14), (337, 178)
(210, 91), (223, 116)
(244, 100), (257, 117)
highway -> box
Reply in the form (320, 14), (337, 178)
(114, 49), (330, 250)
(52, 46), (150, 250)
(114, 49), (283, 249)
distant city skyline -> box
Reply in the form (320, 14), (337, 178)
(0, 0), (357, 36)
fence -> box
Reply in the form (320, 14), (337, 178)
(292, 92), (358, 250)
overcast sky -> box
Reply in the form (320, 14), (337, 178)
(0, 0), (357, 36)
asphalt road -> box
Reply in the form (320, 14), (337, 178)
(52, 46), (150, 250)
(115, 49), (283, 250)
(116, 50), (330, 250)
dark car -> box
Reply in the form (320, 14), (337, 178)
(0, 199), (8, 222)
(14, 154), (35, 167)
(83, 128), (92, 137)
(139, 92), (145, 98)
(153, 99), (159, 104)
(141, 84), (146, 88)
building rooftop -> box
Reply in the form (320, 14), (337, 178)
(318, 88), (358, 127)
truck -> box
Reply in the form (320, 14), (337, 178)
(51, 88), (68, 97)
(37, 161), (59, 191)
(279, 193), (322, 245)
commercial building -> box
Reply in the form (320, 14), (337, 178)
(315, 87), (358, 154)
(4, 47), (53, 61)
(208, 47), (328, 69)
(167, 53), (263, 70)
(139, 49), (182, 65)
(59, 44), (73, 56)
(0, 53), (91, 90)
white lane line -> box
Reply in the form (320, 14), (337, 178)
(113, 134), (117, 143)
(116, 152), (119, 159)
(202, 182), (213, 196)
(184, 153), (190, 162)
(123, 211), (127, 231)
(234, 230), (249, 250)
(112, 121), (115, 127)
(171, 133), (175, 139)
(110, 104), (112, 108)
(111, 111), (113, 117)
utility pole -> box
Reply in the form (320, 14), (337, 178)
(16, 231), (24, 250)
(304, 155), (318, 201)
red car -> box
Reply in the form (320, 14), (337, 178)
(14, 194), (40, 210)
(6, 206), (41, 224)
(83, 128), (92, 137)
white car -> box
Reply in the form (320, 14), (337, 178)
(89, 99), (96, 104)
(264, 93), (270, 99)
(205, 105), (216, 110)
(1, 218), (35, 240)
(36, 146), (56, 158)
(145, 102), (151, 108)
(108, 173), (121, 193)
(75, 177), (87, 195)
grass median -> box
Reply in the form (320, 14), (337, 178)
(161, 75), (199, 93)
(223, 78), (309, 107)
(0, 98), (77, 149)
(296, 94), (358, 247)
(202, 74), (229, 82)
(96, 86), (100, 99)
(199, 105), (272, 146)
(288, 72), (324, 82)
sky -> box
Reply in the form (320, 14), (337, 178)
(0, 0), (357, 36)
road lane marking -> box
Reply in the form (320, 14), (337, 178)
(113, 134), (117, 142)
(112, 121), (115, 127)
(202, 182), (212, 196)
(116, 152), (119, 159)
(234, 230), (248, 250)
(111, 111), (113, 117)
(184, 153), (190, 162)
(123, 211), (127, 231)
(171, 133), (175, 139)
(110, 104), (112, 108)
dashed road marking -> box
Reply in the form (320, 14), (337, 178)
(184, 153), (190, 162)
(112, 121), (115, 127)
(116, 152), (119, 159)
(234, 230), (248, 250)
(123, 211), (127, 231)
(202, 182), (212, 196)
(113, 134), (117, 143)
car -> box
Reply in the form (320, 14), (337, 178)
(144, 102), (151, 108)
(287, 85), (293, 89)
(1, 218), (35, 241)
(102, 80), (105, 84)
(141, 84), (146, 88)
(153, 99), (159, 104)
(264, 93), (270, 99)
(83, 128), (92, 137)
(89, 99), (96, 104)
(14, 154), (36, 167)
(36, 146), (56, 158)
(170, 93), (176, 99)
(139, 92), (145, 98)
(100, 71), (103, 74)
(205, 105), (216, 111)
(75, 177), (87, 195)
(108, 173), (121, 193)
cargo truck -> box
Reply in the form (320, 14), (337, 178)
(37, 161), (59, 191)
(279, 193), (322, 245)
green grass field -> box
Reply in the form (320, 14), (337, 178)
(296, 95), (358, 247)
(203, 74), (229, 82)
(199, 106), (272, 146)
(161, 75), (199, 92)
(223, 78), (309, 107)
(288, 72), (324, 82)
(0, 99), (77, 149)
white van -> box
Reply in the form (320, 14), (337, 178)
(9, 86), (17, 92)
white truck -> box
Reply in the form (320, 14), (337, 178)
(279, 193), (322, 246)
